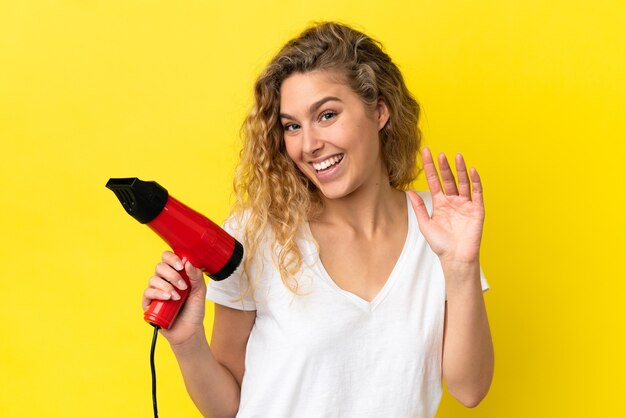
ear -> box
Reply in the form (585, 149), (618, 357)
(376, 97), (390, 131)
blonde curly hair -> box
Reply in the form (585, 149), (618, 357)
(231, 22), (421, 297)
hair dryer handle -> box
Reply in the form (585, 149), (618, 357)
(144, 265), (192, 330)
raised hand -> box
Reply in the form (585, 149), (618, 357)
(408, 147), (485, 266)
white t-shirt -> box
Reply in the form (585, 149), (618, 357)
(206, 191), (489, 418)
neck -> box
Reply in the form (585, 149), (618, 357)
(314, 178), (406, 235)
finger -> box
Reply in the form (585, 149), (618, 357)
(421, 147), (442, 196)
(438, 152), (458, 196)
(148, 276), (181, 300)
(455, 153), (471, 198)
(407, 190), (430, 227)
(142, 288), (181, 311)
(142, 288), (176, 311)
(155, 262), (188, 291)
(142, 277), (181, 313)
(162, 251), (184, 271)
(470, 167), (484, 204)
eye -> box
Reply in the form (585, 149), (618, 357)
(319, 111), (337, 122)
(283, 123), (300, 132)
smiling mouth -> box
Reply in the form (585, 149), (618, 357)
(312, 154), (344, 173)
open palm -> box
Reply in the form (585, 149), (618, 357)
(408, 147), (485, 265)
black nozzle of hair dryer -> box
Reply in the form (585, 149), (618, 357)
(105, 178), (168, 224)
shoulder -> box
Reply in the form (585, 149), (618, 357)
(223, 209), (277, 260)
(222, 209), (251, 239)
(223, 209), (272, 242)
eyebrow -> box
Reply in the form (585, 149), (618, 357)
(279, 96), (342, 120)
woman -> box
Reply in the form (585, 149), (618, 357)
(143, 22), (494, 417)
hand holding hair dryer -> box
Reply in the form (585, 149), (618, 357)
(106, 178), (243, 329)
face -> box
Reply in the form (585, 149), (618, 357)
(279, 70), (390, 201)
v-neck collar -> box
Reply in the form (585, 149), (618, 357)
(304, 192), (416, 312)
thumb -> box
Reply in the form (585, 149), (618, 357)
(184, 260), (205, 287)
(407, 190), (430, 227)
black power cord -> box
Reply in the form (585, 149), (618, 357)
(150, 324), (160, 418)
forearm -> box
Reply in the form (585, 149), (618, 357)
(441, 261), (494, 407)
(170, 330), (241, 418)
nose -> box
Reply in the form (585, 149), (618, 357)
(301, 126), (323, 156)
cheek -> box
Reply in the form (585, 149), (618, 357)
(284, 139), (312, 176)
(284, 138), (300, 162)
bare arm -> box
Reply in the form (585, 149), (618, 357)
(171, 305), (255, 417)
(408, 148), (494, 407)
(441, 262), (494, 407)
(211, 304), (255, 389)
(144, 252), (255, 417)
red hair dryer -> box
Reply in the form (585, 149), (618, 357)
(106, 178), (243, 329)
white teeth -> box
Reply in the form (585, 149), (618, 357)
(313, 155), (343, 172)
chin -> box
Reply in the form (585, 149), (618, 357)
(316, 184), (356, 201)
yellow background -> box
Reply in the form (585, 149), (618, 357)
(1, 1), (624, 416)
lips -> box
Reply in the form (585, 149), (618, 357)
(312, 154), (344, 172)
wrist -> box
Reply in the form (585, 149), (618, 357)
(440, 259), (481, 286)
(440, 257), (480, 272)
(168, 327), (208, 354)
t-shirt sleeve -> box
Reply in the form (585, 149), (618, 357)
(205, 216), (257, 311)
(480, 266), (490, 292)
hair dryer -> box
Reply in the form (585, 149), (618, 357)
(106, 177), (243, 329)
